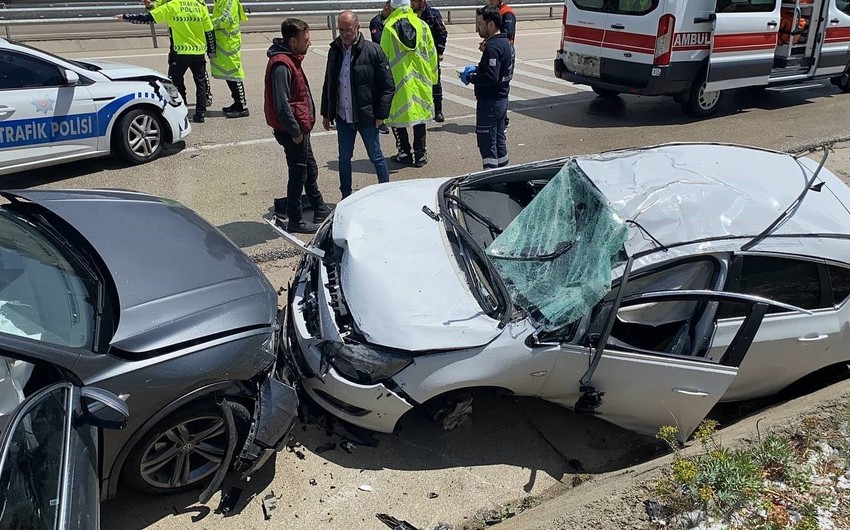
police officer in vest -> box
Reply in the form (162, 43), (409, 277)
(118, 0), (215, 123)
(264, 19), (332, 234)
(211, 0), (249, 118)
(370, 0), (394, 134)
(460, 5), (515, 169)
(411, 0), (447, 123)
(380, 0), (438, 168)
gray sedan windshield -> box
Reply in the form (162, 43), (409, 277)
(485, 159), (628, 331)
(0, 210), (96, 348)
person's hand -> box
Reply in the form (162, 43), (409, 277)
(438, 54), (443, 62)
(142, 0), (153, 8)
(293, 133), (304, 144)
(375, 119), (384, 128)
(322, 117), (334, 130)
(459, 65), (476, 85)
(113, 14), (124, 21)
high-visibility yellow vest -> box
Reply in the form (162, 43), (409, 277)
(380, 6), (438, 127)
(210, 0), (247, 80)
(150, 0), (212, 55)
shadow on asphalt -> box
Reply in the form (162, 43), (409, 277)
(512, 85), (843, 129)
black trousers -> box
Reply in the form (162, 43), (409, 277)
(394, 124), (427, 157)
(274, 132), (324, 223)
(433, 66), (442, 112)
(226, 80), (246, 108)
(168, 54), (209, 113)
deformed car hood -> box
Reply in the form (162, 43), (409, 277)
(78, 60), (169, 82)
(332, 180), (502, 351)
(3, 190), (276, 353)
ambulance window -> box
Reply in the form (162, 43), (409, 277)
(572, 0), (658, 13)
(716, 0), (776, 13)
(0, 52), (64, 90)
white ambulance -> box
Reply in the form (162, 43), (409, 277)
(554, 0), (850, 115)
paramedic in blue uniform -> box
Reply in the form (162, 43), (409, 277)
(460, 5), (514, 169)
(411, 0), (448, 122)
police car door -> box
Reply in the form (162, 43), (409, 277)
(815, 0), (850, 77)
(706, 0), (781, 91)
(0, 49), (97, 172)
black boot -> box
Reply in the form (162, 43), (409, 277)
(224, 81), (249, 118)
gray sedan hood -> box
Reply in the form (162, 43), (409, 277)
(2, 190), (276, 353)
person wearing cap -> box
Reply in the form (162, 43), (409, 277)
(411, 0), (447, 123)
(321, 11), (394, 199)
(380, 0), (438, 168)
(460, 4), (514, 169)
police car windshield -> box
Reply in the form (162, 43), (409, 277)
(11, 40), (101, 71)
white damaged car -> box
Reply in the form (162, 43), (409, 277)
(277, 143), (850, 441)
(0, 38), (190, 175)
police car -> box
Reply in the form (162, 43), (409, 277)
(0, 38), (190, 175)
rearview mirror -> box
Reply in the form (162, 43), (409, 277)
(80, 387), (129, 430)
(63, 69), (80, 86)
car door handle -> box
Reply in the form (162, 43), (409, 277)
(797, 334), (828, 342)
(672, 388), (710, 397)
(610, 24), (625, 29)
(767, 21), (778, 28)
(0, 106), (15, 119)
(694, 14), (716, 23)
(830, 18), (840, 24)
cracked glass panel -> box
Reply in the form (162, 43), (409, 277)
(486, 160), (628, 331)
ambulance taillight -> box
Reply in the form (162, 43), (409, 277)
(654, 14), (675, 66)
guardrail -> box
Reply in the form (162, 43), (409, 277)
(0, 0), (562, 44)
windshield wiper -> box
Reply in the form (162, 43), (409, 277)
(741, 146), (830, 252)
(443, 194), (504, 240)
(438, 182), (513, 326)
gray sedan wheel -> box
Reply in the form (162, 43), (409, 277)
(124, 402), (248, 494)
(114, 108), (165, 165)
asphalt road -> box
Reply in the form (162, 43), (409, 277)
(5, 20), (850, 530)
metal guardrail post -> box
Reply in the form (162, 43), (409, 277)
(1, 3), (10, 40)
(328, 13), (336, 33)
(447, 9), (451, 24)
(549, 6), (553, 16)
(149, 20), (158, 47)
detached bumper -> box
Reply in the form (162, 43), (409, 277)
(235, 370), (299, 476)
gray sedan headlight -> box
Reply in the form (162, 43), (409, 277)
(319, 341), (412, 385)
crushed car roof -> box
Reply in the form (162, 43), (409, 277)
(574, 143), (850, 258)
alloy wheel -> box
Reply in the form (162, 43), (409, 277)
(139, 414), (226, 489)
(127, 113), (162, 159)
(696, 83), (720, 111)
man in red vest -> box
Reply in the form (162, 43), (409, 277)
(264, 18), (331, 234)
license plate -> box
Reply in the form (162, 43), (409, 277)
(565, 52), (600, 78)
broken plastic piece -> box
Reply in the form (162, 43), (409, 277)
(262, 492), (278, 520)
(315, 441), (337, 454)
(358, 484), (374, 492)
(574, 386), (604, 414)
(427, 492), (439, 499)
(340, 441), (356, 454)
(433, 524), (454, 530)
(216, 486), (243, 516)
(376, 513), (422, 530)
(309, 478), (317, 486)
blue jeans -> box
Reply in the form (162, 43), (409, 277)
(476, 98), (509, 169)
(336, 117), (390, 197)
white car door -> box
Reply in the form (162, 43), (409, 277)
(815, 0), (850, 77)
(0, 49), (97, 173)
(706, 0), (781, 91)
(540, 290), (796, 440)
(709, 254), (843, 401)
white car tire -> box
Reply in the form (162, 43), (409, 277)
(114, 107), (166, 165)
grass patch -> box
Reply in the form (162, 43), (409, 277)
(647, 409), (850, 529)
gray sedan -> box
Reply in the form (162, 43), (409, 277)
(0, 189), (297, 500)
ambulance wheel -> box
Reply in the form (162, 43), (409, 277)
(683, 74), (722, 117)
(592, 86), (620, 97)
(832, 72), (850, 93)
(114, 108), (165, 164)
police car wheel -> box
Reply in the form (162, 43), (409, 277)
(684, 74), (722, 117)
(115, 108), (165, 164)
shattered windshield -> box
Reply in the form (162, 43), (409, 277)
(485, 160), (628, 331)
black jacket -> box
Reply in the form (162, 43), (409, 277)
(321, 33), (395, 124)
(418, 3), (447, 55)
(469, 32), (515, 100)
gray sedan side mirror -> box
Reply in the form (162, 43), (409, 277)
(63, 69), (80, 86)
(80, 387), (129, 430)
